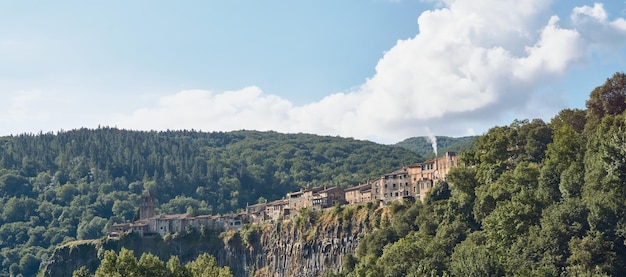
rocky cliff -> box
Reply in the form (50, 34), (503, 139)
(43, 203), (380, 277)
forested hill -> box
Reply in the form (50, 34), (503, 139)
(338, 72), (626, 276)
(0, 128), (420, 277)
(394, 136), (476, 158)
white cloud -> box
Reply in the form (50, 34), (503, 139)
(570, 3), (626, 52)
(111, 0), (626, 143)
(572, 3), (608, 23)
(0, 89), (117, 135)
(111, 87), (294, 132)
(1, 90), (48, 123)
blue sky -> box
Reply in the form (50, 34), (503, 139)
(1, 0), (625, 143)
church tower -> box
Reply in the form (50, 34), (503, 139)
(140, 190), (156, 219)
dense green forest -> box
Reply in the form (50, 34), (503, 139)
(394, 136), (476, 158)
(324, 72), (626, 276)
(71, 72), (626, 277)
(0, 129), (420, 277)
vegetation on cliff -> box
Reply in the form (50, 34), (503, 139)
(325, 72), (626, 276)
(72, 248), (233, 277)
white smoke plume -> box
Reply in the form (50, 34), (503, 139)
(427, 134), (438, 157)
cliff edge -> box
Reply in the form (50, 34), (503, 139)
(43, 203), (379, 277)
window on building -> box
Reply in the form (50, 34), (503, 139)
(393, 183), (396, 188)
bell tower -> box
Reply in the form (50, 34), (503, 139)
(140, 190), (156, 219)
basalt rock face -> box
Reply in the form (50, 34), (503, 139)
(44, 204), (378, 277)
(241, 205), (376, 276)
(43, 240), (102, 277)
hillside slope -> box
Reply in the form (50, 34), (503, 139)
(0, 128), (420, 277)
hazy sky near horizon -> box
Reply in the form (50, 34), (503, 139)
(1, 0), (626, 143)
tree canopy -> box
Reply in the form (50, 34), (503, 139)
(0, 129), (420, 277)
(339, 72), (626, 277)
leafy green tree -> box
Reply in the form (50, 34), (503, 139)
(341, 253), (358, 274)
(450, 232), (503, 277)
(77, 216), (108, 240)
(137, 252), (167, 276)
(346, 254), (382, 277)
(2, 197), (38, 223)
(56, 183), (79, 204)
(185, 253), (233, 277)
(531, 200), (588, 273)
(549, 108), (586, 133)
(376, 231), (447, 277)
(583, 114), (626, 262)
(94, 248), (140, 277)
(73, 265), (91, 277)
(426, 181), (451, 202)
(112, 199), (136, 221)
(541, 124), (585, 201)
(94, 249), (121, 277)
(446, 167), (478, 198)
(166, 256), (189, 277)
(356, 228), (397, 257)
(586, 72), (626, 126)
(160, 196), (203, 215)
(18, 253), (40, 277)
(0, 172), (32, 197)
(567, 231), (615, 275)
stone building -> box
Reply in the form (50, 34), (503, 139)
(110, 191), (244, 238)
(258, 186), (347, 221)
(351, 151), (460, 205)
(246, 202), (268, 223)
(372, 168), (413, 203)
(344, 183), (372, 204)
(266, 199), (290, 222)
(287, 186), (346, 211)
(407, 151), (458, 202)
(311, 187), (345, 210)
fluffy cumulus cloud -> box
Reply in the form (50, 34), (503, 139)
(111, 87), (294, 132)
(113, 0), (626, 143)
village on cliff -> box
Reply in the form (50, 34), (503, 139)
(109, 152), (459, 238)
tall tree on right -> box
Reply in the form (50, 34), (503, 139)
(574, 72), (626, 275)
(586, 72), (626, 128)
